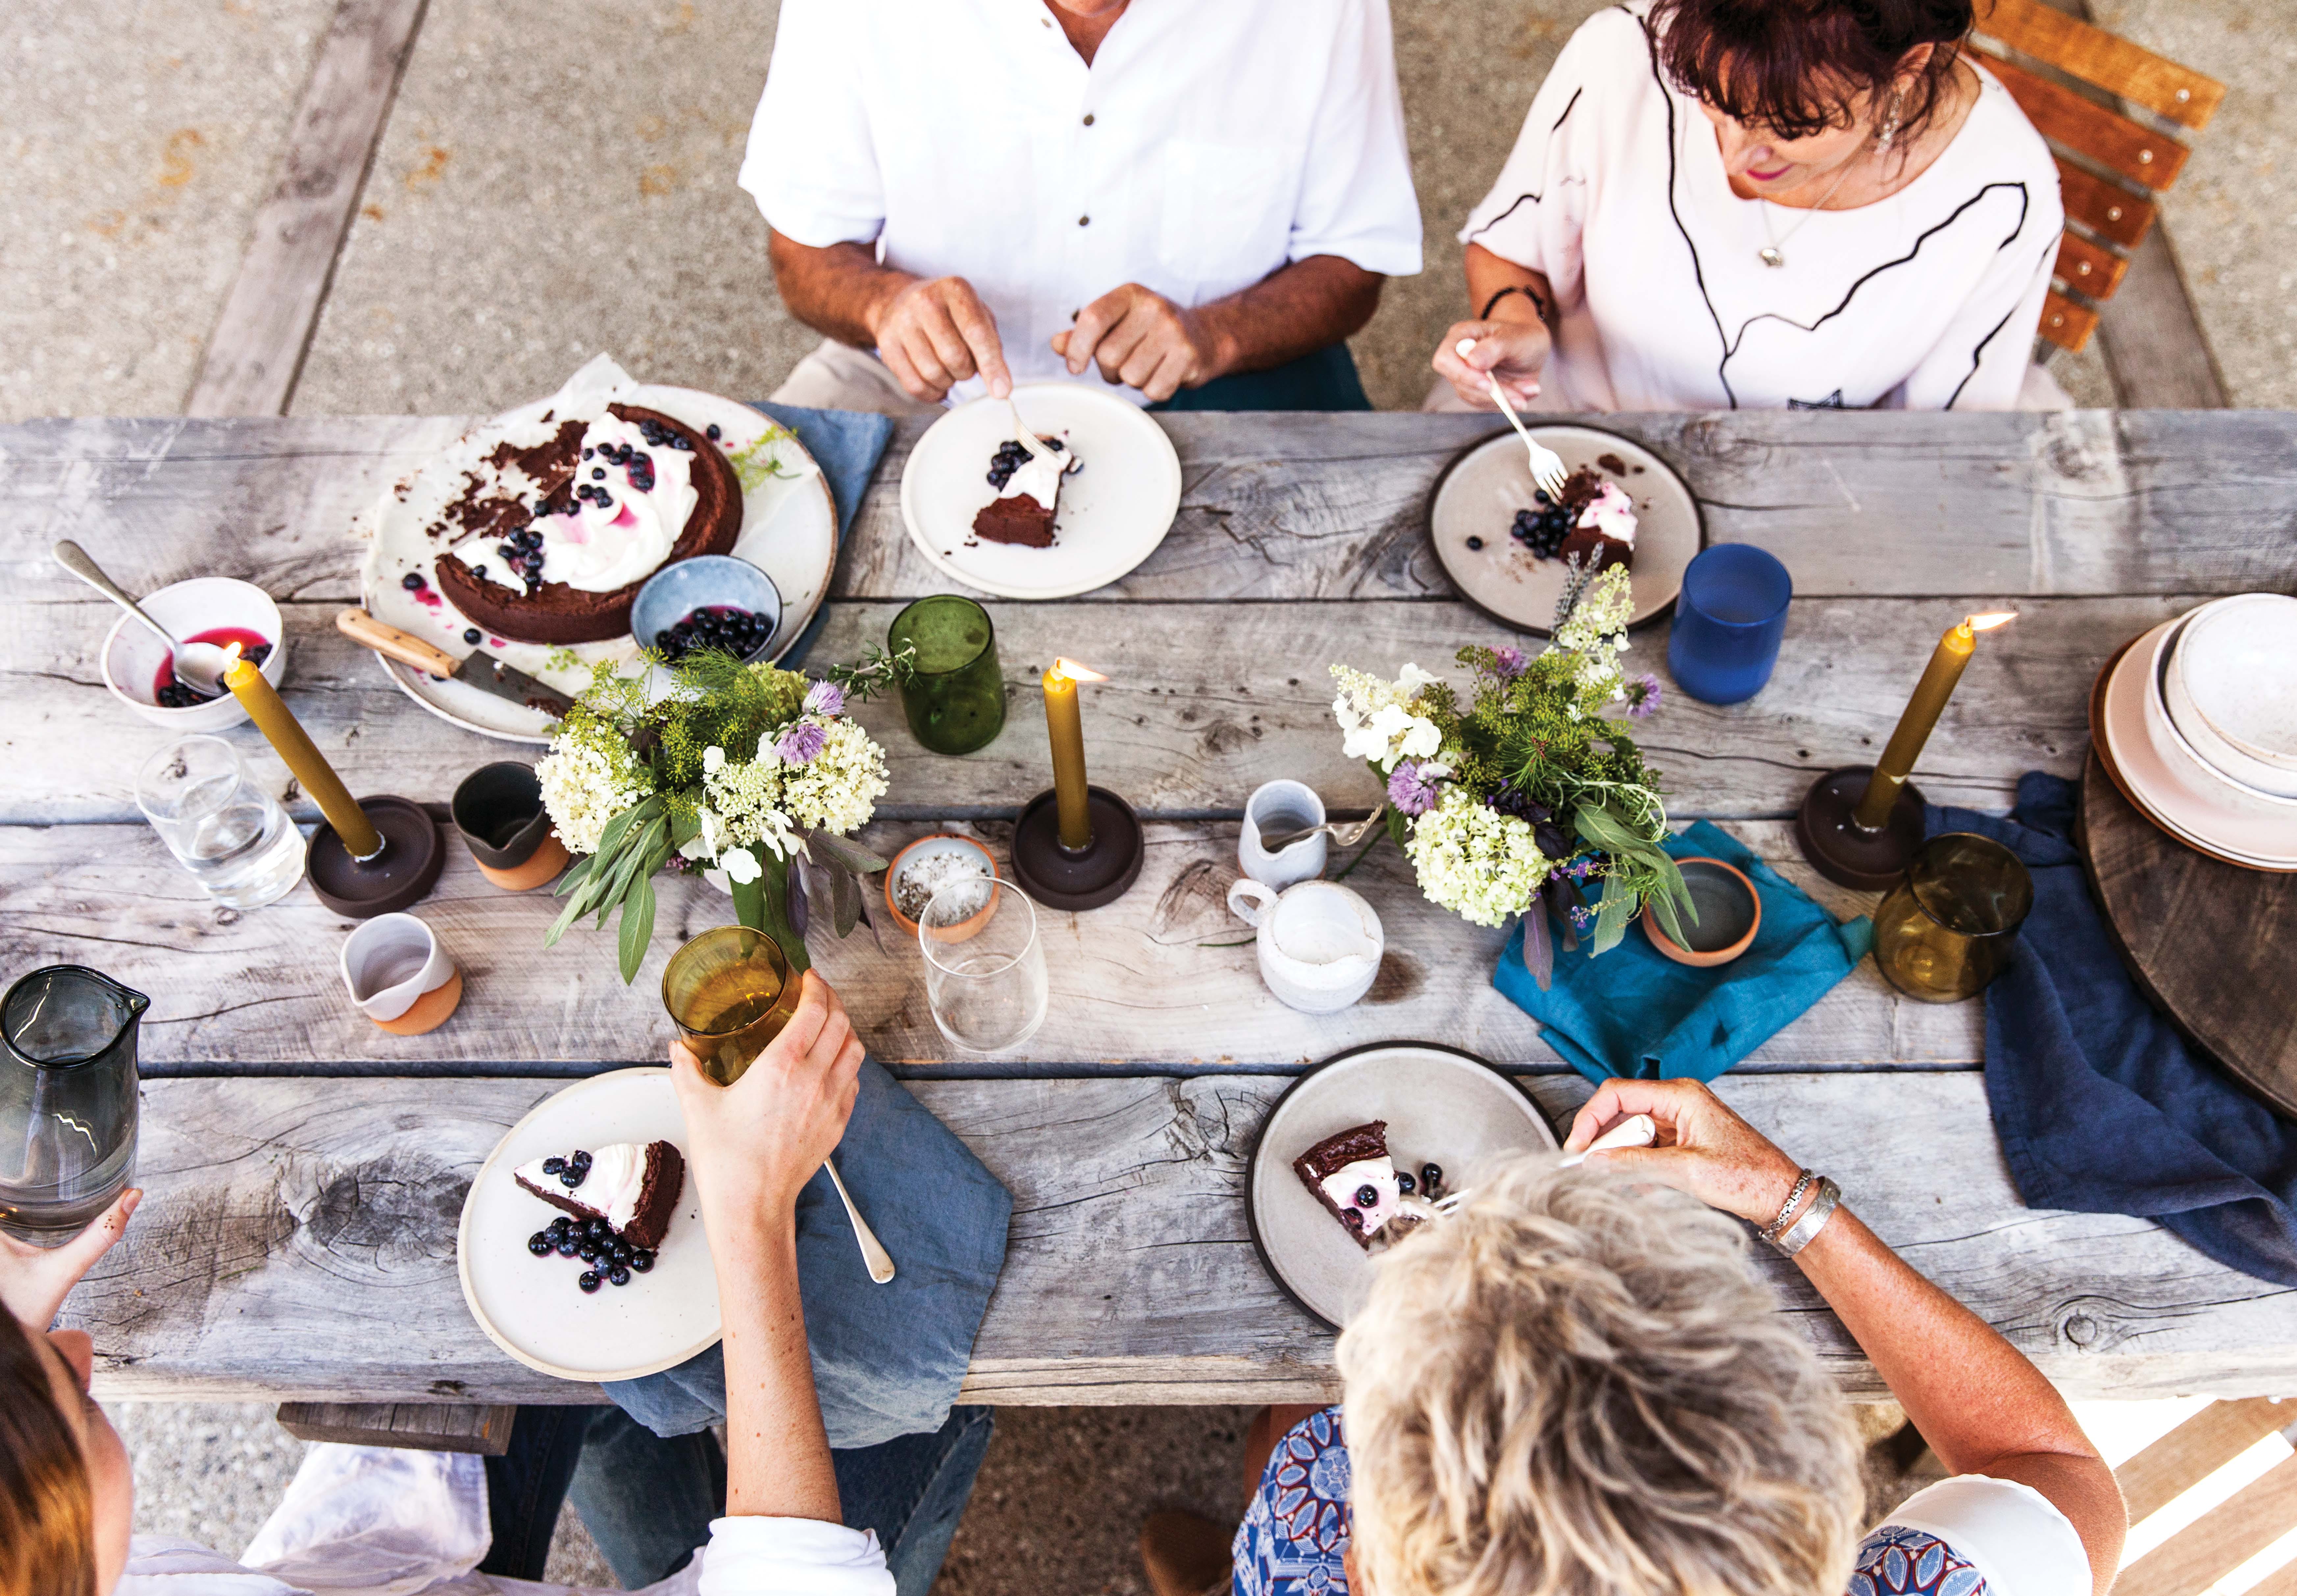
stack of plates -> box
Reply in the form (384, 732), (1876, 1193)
(2092, 595), (2297, 872)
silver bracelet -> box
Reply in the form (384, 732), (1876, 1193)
(1762, 1170), (1815, 1240)
(1769, 1177), (1841, 1257)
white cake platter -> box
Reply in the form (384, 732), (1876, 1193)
(359, 370), (837, 745)
(899, 381), (1183, 600)
(458, 1068), (720, 1382)
(1429, 424), (1702, 635)
(1245, 1043), (1558, 1330)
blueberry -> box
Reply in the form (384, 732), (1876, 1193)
(573, 1149), (592, 1167)
(577, 1243), (601, 1263)
(607, 1264), (632, 1286)
(528, 1232), (554, 1255)
(473, 565), (490, 581)
(464, 628), (482, 645)
(1352, 1184), (1379, 1209)
(584, 1215), (606, 1236)
(549, 1215), (573, 1233)
(583, 447), (594, 459)
(401, 571), (426, 591)
(542, 1157), (565, 1174)
(629, 1250), (655, 1273)
(609, 1241), (632, 1264)
(655, 631), (674, 650)
(559, 1171), (582, 1187)
(1396, 1170), (1416, 1195)
(1466, 536), (1484, 551)
(243, 642), (272, 667)
(591, 467), (606, 480)
(1421, 1163), (1443, 1194)
(555, 1234), (581, 1257)
(1533, 489), (1551, 506)
(498, 543), (518, 561)
(578, 1271), (602, 1293)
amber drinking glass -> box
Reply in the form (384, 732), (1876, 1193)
(889, 595), (1005, 755)
(1873, 833), (2033, 1003)
(660, 926), (801, 1086)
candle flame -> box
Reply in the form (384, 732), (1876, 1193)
(221, 640), (245, 671)
(1049, 657), (1108, 683)
(1966, 611), (2018, 632)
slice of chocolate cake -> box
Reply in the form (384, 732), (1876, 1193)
(1555, 472), (1637, 572)
(972, 433), (1077, 548)
(514, 1139), (684, 1250)
(1293, 1121), (1409, 1251)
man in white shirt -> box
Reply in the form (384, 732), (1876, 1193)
(742, 0), (1422, 413)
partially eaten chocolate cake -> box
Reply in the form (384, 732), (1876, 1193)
(1294, 1121), (1414, 1251)
(513, 1139), (684, 1250)
(971, 434), (1078, 548)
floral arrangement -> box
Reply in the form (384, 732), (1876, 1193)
(1331, 562), (1694, 986)
(537, 649), (903, 981)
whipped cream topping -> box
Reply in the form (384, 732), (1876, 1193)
(1004, 432), (1080, 510)
(1319, 1156), (1401, 1239)
(516, 1142), (648, 1234)
(452, 411), (698, 595)
(1576, 480), (1637, 545)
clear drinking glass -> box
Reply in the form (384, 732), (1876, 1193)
(919, 877), (1048, 1053)
(1, 966), (146, 1243)
(136, 736), (305, 908)
(1874, 833), (2034, 1003)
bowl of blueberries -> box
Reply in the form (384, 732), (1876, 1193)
(631, 555), (784, 665)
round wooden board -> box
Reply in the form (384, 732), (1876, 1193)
(2081, 751), (2297, 1120)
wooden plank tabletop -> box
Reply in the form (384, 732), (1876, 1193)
(7, 408), (2294, 1403)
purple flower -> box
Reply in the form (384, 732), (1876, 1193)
(1568, 905), (1595, 931)
(1625, 673), (1663, 719)
(776, 721), (827, 765)
(1387, 760), (1443, 817)
(1492, 646), (1528, 680)
(804, 680), (845, 717)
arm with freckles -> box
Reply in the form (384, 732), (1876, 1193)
(767, 230), (1012, 404)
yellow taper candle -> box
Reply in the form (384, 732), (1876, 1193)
(1853, 612), (2016, 831)
(223, 646), (383, 858)
(1042, 658), (1107, 851)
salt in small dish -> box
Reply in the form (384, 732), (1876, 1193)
(885, 834), (1000, 941)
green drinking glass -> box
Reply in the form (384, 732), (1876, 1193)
(889, 595), (1006, 755)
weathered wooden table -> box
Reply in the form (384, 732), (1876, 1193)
(5, 410), (2294, 1406)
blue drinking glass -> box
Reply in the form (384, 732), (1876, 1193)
(1666, 544), (1793, 705)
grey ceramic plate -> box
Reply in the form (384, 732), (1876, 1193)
(1429, 424), (1703, 636)
(1246, 1043), (1558, 1330)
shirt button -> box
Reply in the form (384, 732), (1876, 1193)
(1083, 113), (1095, 126)
(1078, 215), (1090, 226)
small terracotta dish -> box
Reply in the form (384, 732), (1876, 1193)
(884, 835), (999, 941)
(1642, 857), (1761, 967)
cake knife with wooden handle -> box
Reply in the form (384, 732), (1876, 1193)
(336, 608), (574, 719)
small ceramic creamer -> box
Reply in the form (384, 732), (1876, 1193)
(340, 913), (463, 1036)
(1226, 878), (1384, 1014)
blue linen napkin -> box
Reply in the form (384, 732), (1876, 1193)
(1492, 820), (1875, 1084)
(748, 402), (897, 671)
(605, 1058), (1013, 1448)
(1930, 773), (2297, 1287)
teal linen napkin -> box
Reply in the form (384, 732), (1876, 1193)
(1492, 821), (1874, 1083)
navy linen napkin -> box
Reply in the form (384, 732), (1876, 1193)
(748, 402), (897, 671)
(1492, 820), (1874, 1084)
(605, 1059), (1013, 1447)
(1930, 773), (2297, 1287)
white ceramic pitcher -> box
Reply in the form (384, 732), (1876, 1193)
(1225, 878), (1384, 1014)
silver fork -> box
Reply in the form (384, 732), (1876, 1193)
(1456, 338), (1567, 499)
(1255, 803), (1388, 856)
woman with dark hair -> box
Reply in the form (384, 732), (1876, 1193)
(1429, 0), (2064, 412)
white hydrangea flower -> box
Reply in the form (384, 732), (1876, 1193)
(782, 720), (889, 834)
(704, 754), (797, 859)
(535, 721), (651, 854)
(720, 847), (760, 885)
(1403, 787), (1552, 928)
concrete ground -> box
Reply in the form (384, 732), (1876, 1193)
(14, 0), (2295, 1587)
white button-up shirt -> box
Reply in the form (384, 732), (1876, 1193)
(740, 0), (1423, 404)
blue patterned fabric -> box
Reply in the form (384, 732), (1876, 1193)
(1232, 1414), (1994, 1596)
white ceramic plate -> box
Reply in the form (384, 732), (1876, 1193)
(1246, 1043), (1557, 1329)
(2097, 620), (2297, 870)
(1429, 425), (1702, 635)
(2169, 593), (2297, 779)
(457, 1068), (720, 1381)
(364, 384), (838, 744)
(899, 383), (1183, 599)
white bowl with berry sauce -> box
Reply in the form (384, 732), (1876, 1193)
(99, 577), (287, 731)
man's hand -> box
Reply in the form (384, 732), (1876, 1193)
(1431, 317), (1550, 411)
(867, 275), (1012, 403)
(671, 971), (864, 1235)
(1, 1186), (139, 1329)
(1561, 1078), (1801, 1227)
(1053, 283), (1222, 402)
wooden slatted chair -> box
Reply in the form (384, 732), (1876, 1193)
(1968, 0), (2225, 357)
(2112, 1398), (2297, 1596)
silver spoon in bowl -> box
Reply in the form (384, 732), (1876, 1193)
(53, 540), (233, 697)
(1255, 803), (1389, 857)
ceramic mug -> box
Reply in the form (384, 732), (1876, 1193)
(1226, 878), (1384, 1014)
(340, 913), (463, 1036)
(452, 762), (569, 891)
(1238, 780), (1328, 890)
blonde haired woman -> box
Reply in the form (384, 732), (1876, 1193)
(1145, 1078), (2123, 1596)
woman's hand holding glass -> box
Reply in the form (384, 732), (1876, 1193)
(1, 1187), (139, 1329)
(1561, 1077), (1804, 1228)
(1432, 315), (1551, 412)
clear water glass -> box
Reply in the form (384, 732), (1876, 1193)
(919, 877), (1048, 1053)
(137, 736), (305, 908)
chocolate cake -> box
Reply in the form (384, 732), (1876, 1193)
(514, 1139), (683, 1250)
(1508, 464), (1638, 569)
(433, 403), (742, 645)
(972, 434), (1077, 548)
(1294, 1121), (1412, 1251)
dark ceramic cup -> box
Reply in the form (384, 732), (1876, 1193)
(452, 762), (568, 891)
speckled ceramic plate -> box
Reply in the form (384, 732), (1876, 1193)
(1245, 1043), (1557, 1330)
(1429, 425), (1702, 636)
(457, 1068), (719, 1381)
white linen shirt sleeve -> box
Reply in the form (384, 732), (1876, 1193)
(1286, 0), (1422, 277)
(696, 1517), (895, 1596)
(1876, 1475), (2092, 1596)
(739, 0), (884, 248)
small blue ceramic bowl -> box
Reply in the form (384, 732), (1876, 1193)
(631, 556), (784, 663)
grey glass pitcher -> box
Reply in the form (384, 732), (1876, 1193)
(1, 966), (147, 1243)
